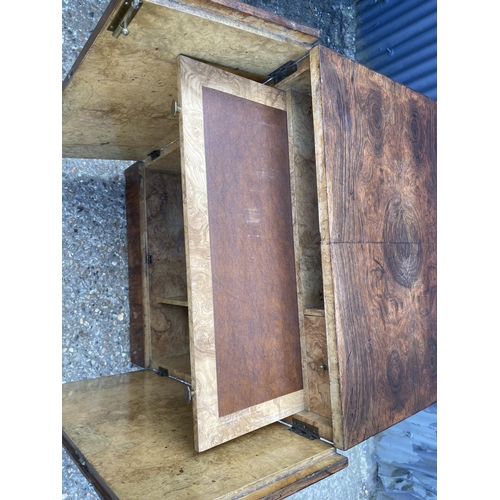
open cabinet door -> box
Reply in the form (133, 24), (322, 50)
(178, 56), (305, 452)
(310, 45), (437, 450)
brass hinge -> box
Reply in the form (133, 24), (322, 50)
(107, 0), (143, 39)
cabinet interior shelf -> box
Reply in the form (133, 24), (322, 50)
(157, 296), (188, 307)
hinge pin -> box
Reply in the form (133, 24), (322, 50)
(184, 386), (195, 404)
(121, 22), (129, 36)
(108, 0), (143, 39)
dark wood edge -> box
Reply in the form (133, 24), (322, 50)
(62, 0), (121, 91)
(125, 163), (146, 367)
(317, 45), (437, 103)
(262, 455), (349, 500)
(63, 429), (120, 500)
(198, 0), (321, 40)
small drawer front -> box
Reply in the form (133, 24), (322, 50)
(304, 313), (332, 419)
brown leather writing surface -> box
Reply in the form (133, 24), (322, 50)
(202, 87), (303, 417)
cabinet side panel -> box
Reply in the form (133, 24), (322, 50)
(331, 242), (437, 448)
(316, 46), (437, 449)
(125, 164), (146, 367)
(203, 87), (303, 417)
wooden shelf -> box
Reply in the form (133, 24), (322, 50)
(157, 296), (188, 307)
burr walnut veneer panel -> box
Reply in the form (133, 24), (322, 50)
(179, 56), (305, 452)
(62, 371), (347, 500)
(62, 0), (319, 160)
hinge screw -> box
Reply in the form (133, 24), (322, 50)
(171, 100), (182, 117)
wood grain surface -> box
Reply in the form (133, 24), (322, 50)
(285, 90), (323, 310)
(62, 0), (318, 160)
(63, 430), (119, 500)
(125, 164), (148, 366)
(179, 55), (304, 451)
(311, 45), (437, 449)
(304, 314), (332, 419)
(145, 169), (189, 366)
(203, 86), (302, 417)
(284, 88), (323, 414)
(62, 371), (347, 500)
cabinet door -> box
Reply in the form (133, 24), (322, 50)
(310, 45), (437, 450)
(178, 56), (305, 452)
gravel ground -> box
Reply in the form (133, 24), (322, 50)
(62, 1), (377, 498)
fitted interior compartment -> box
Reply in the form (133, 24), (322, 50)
(125, 56), (332, 442)
(125, 144), (191, 382)
(145, 158), (190, 381)
(278, 61), (332, 440)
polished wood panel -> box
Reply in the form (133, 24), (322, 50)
(62, 0), (318, 160)
(179, 55), (304, 451)
(304, 314), (332, 419)
(203, 86), (302, 417)
(331, 243), (436, 447)
(285, 88), (321, 412)
(145, 169), (189, 368)
(62, 371), (347, 500)
(311, 45), (437, 449)
(63, 430), (119, 500)
(285, 90), (323, 310)
(315, 47), (436, 244)
(125, 164), (148, 366)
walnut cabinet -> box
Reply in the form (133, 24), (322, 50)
(62, 1), (437, 498)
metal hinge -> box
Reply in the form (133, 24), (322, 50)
(107, 0), (143, 39)
(155, 366), (194, 403)
(263, 41), (320, 86)
(289, 418), (320, 440)
(148, 149), (161, 161)
(146, 254), (153, 265)
(265, 60), (298, 85)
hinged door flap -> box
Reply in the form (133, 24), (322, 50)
(62, 371), (348, 500)
(62, 0), (319, 161)
(310, 45), (437, 450)
(179, 55), (305, 452)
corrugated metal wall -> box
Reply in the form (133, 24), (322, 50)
(355, 0), (437, 100)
